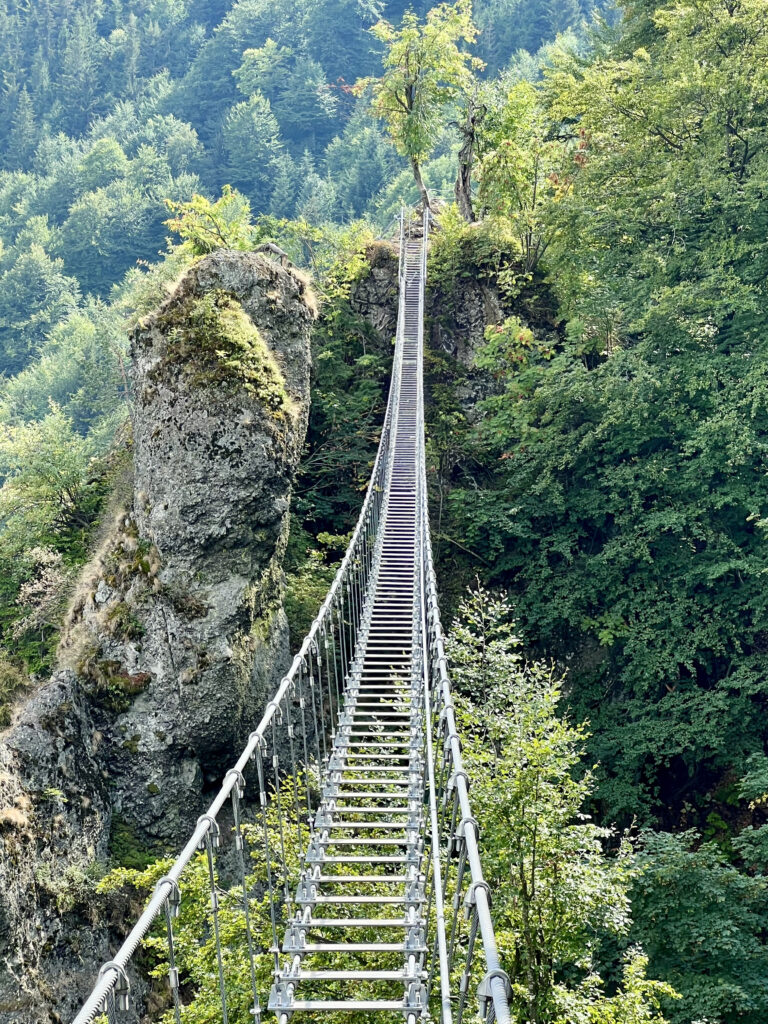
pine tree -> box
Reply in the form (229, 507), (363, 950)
(222, 92), (283, 209)
(59, 12), (100, 135)
(122, 11), (141, 99)
(269, 153), (299, 219)
(29, 48), (52, 115)
(6, 88), (38, 168)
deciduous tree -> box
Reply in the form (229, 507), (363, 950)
(356, 0), (483, 208)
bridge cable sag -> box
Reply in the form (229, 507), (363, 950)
(72, 209), (512, 1024)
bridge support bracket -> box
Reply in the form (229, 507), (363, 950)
(477, 968), (512, 1019)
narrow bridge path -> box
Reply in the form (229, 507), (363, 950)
(73, 214), (512, 1024)
(269, 238), (426, 1019)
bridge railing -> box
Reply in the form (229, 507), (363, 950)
(72, 217), (410, 1024)
(73, 208), (512, 1024)
(416, 210), (513, 1024)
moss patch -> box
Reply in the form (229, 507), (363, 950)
(77, 641), (151, 713)
(105, 601), (144, 640)
(162, 583), (209, 620)
(155, 289), (291, 414)
(109, 813), (159, 870)
(100, 527), (160, 592)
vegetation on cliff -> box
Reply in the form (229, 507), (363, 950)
(1, 0), (767, 1019)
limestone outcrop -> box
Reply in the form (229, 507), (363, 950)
(0, 250), (315, 1022)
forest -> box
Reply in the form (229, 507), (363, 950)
(1, 0), (767, 1022)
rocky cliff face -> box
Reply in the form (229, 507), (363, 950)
(348, 241), (399, 340)
(0, 250), (314, 1022)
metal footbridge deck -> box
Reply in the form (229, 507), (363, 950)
(73, 212), (511, 1024)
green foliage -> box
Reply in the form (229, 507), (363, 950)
(357, 0), (483, 201)
(421, 4), (768, 1017)
(0, 653), (29, 727)
(283, 531), (341, 645)
(293, 235), (391, 536)
(222, 93), (284, 205)
(109, 813), (161, 871)
(35, 859), (104, 915)
(477, 78), (576, 276)
(1, 0), (763, 1012)
(0, 246), (81, 375)
(473, 0), (609, 74)
(164, 186), (260, 257)
(447, 586), (676, 1023)
(97, 798), (311, 1022)
(435, 0), (768, 832)
(631, 830), (768, 1024)
(427, 206), (523, 321)
(0, 404), (97, 537)
(478, 315), (554, 375)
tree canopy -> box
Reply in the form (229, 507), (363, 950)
(357, 0), (483, 206)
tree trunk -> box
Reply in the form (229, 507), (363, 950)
(455, 99), (485, 223)
(411, 156), (431, 211)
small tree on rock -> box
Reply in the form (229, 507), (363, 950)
(356, 0), (483, 209)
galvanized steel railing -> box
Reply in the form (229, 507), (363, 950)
(72, 208), (511, 1024)
(416, 214), (511, 1024)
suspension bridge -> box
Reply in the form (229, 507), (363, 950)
(73, 211), (512, 1024)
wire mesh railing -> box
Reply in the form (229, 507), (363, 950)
(414, 212), (512, 1024)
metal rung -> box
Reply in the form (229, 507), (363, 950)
(345, 713), (411, 718)
(285, 943), (426, 953)
(275, 999), (418, 1011)
(322, 838), (417, 847)
(301, 895), (423, 905)
(287, 970), (423, 981)
(340, 754), (411, 762)
(353, 680), (413, 686)
(321, 823), (416, 831)
(328, 808), (412, 814)
(311, 875), (412, 884)
(308, 918), (418, 928)
(319, 856), (413, 864)
(348, 700), (415, 708)
(346, 708), (411, 716)
(331, 792), (413, 800)
(343, 732), (412, 739)
(340, 742), (410, 749)
(335, 779), (412, 786)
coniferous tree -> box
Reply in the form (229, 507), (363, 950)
(222, 92), (283, 207)
(59, 12), (101, 134)
(0, 246), (81, 374)
(269, 153), (300, 219)
(6, 88), (38, 168)
(29, 48), (52, 115)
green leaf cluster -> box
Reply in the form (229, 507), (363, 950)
(447, 586), (678, 1024)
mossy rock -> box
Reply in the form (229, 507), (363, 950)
(154, 289), (291, 414)
(162, 584), (209, 620)
(109, 813), (159, 870)
(105, 602), (144, 641)
(80, 645), (151, 713)
(122, 734), (141, 755)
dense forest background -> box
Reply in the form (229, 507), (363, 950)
(2, 0), (768, 1021)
